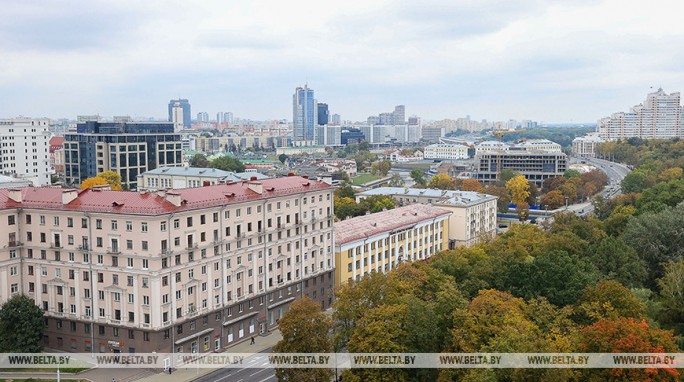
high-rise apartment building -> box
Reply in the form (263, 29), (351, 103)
(0, 118), (52, 186)
(223, 112), (234, 124)
(293, 85), (317, 142)
(598, 89), (683, 140)
(64, 121), (183, 190)
(168, 99), (191, 129)
(393, 105), (405, 125)
(317, 103), (329, 126)
(0, 176), (335, 354)
(197, 112), (209, 123)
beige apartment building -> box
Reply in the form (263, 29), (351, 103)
(334, 204), (450, 289)
(0, 176), (334, 354)
(355, 187), (498, 248)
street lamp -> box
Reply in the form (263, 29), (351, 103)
(565, 197), (569, 210)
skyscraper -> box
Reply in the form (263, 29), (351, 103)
(394, 105), (406, 124)
(293, 85), (317, 142)
(317, 103), (329, 125)
(168, 98), (191, 128)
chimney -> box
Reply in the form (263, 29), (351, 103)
(8, 189), (22, 203)
(165, 192), (183, 207)
(92, 184), (111, 191)
(250, 176), (257, 181)
(302, 175), (309, 179)
(248, 181), (263, 195)
(62, 189), (78, 205)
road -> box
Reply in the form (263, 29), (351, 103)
(192, 350), (276, 382)
(570, 156), (631, 210)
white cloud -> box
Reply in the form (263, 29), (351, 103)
(1, 0), (684, 122)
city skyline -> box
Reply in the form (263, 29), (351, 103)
(2, 1), (684, 122)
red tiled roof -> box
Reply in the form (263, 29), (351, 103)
(334, 204), (451, 245)
(0, 176), (330, 215)
(49, 136), (64, 148)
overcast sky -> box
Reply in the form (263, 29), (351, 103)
(2, 0), (684, 123)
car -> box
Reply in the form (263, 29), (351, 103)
(498, 224), (508, 229)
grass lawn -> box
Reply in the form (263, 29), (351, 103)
(352, 174), (384, 185)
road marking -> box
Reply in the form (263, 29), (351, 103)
(249, 368), (268, 377)
(258, 375), (276, 382)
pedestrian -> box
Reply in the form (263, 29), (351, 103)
(250, 336), (255, 345)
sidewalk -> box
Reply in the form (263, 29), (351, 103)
(134, 328), (282, 382)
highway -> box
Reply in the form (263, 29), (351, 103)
(192, 350), (276, 382)
(570, 156), (631, 201)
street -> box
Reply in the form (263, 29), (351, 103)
(192, 349), (276, 382)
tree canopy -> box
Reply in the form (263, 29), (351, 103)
(209, 156), (246, 172)
(0, 295), (44, 352)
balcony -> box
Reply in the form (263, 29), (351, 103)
(77, 244), (89, 251)
(7, 241), (22, 248)
(50, 242), (62, 249)
(107, 247), (121, 254)
(141, 323), (151, 329)
(186, 243), (198, 250)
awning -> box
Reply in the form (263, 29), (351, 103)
(222, 311), (259, 327)
(269, 297), (296, 309)
(174, 328), (215, 345)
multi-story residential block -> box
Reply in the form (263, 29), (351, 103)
(334, 204), (449, 288)
(0, 118), (52, 186)
(64, 121), (183, 189)
(356, 187), (497, 248)
(597, 88), (683, 140)
(137, 167), (269, 191)
(474, 150), (567, 186)
(0, 176), (334, 354)
(516, 139), (562, 153)
(572, 133), (605, 158)
(424, 143), (469, 160)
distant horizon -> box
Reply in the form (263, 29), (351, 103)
(3, 1), (684, 123)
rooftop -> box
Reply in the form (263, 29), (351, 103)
(0, 176), (328, 215)
(335, 204), (451, 245)
(357, 187), (497, 206)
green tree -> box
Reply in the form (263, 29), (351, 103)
(410, 169), (426, 186)
(563, 169), (581, 178)
(278, 153), (288, 164)
(499, 169), (518, 184)
(359, 195), (395, 213)
(501, 250), (600, 306)
(388, 173), (404, 187)
(273, 297), (333, 382)
(622, 203), (684, 286)
(334, 183), (355, 199)
(621, 170), (654, 194)
(377, 160), (391, 176)
(189, 153), (209, 168)
(573, 280), (646, 325)
(0, 295), (44, 352)
(209, 156), (246, 172)
(587, 236), (646, 288)
(657, 258), (684, 327)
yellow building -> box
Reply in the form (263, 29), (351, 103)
(334, 204), (450, 289)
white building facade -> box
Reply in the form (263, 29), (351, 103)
(0, 118), (52, 186)
(424, 143), (469, 160)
